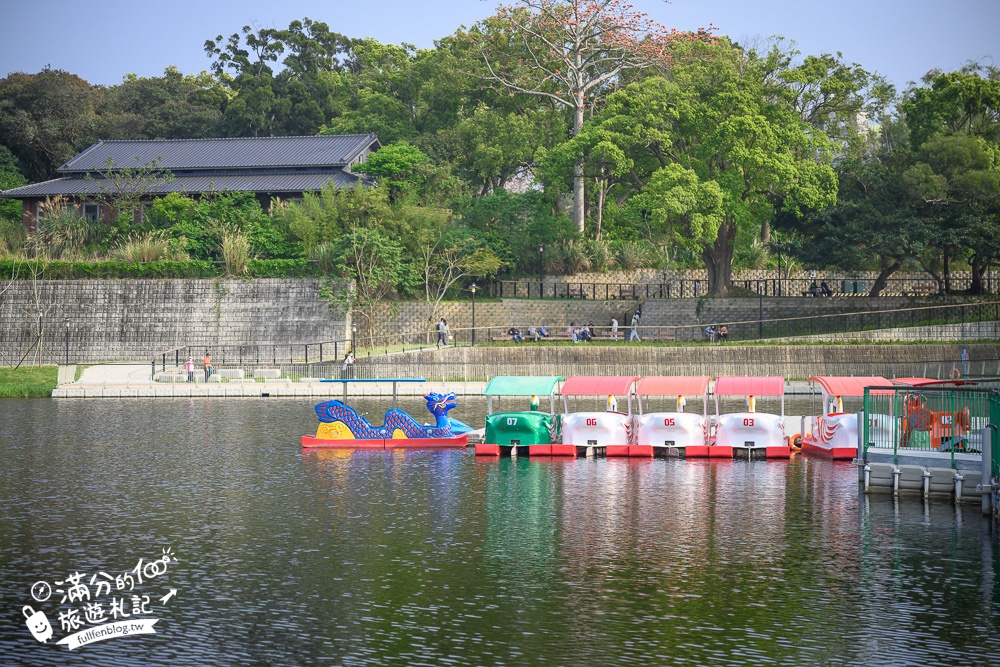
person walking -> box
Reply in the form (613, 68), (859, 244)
(436, 318), (448, 348)
(629, 312), (641, 342)
(203, 352), (213, 381)
(185, 356), (195, 382)
(610, 316), (619, 341)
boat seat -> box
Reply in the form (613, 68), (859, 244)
(896, 465), (925, 493)
(866, 463), (896, 492)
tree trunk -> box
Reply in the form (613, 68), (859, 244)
(702, 221), (736, 296)
(970, 253), (985, 295)
(869, 258), (901, 297)
(943, 248), (951, 294)
(595, 177), (606, 241)
(917, 258), (943, 295)
(572, 100), (585, 234)
(760, 218), (771, 245)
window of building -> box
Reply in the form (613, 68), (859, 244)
(82, 203), (100, 221)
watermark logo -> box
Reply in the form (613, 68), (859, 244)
(22, 548), (177, 650)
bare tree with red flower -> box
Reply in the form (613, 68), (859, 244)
(469, 0), (713, 234)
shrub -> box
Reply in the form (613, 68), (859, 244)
(113, 231), (182, 263)
(221, 230), (251, 276)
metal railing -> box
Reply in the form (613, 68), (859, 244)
(862, 384), (1000, 467)
(152, 340), (350, 376)
(494, 275), (987, 299)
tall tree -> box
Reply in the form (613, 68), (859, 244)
(468, 0), (712, 233)
(0, 69), (101, 180)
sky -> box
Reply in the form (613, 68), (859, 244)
(1, 0), (997, 93)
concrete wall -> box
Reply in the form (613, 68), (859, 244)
(0, 279), (349, 364)
(349, 343), (1000, 382)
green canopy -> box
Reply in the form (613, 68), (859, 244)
(483, 376), (564, 397)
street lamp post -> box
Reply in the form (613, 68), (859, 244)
(538, 244), (544, 298)
(64, 319), (69, 365)
(351, 322), (357, 354)
(470, 283), (477, 347)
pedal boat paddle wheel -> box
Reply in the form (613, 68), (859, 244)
(475, 376), (564, 457)
(800, 376), (891, 459)
(712, 376), (790, 459)
(554, 375), (638, 458)
(626, 376), (711, 458)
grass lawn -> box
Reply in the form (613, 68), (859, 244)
(0, 365), (58, 398)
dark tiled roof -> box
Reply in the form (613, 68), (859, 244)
(0, 171), (359, 198)
(58, 134), (379, 172)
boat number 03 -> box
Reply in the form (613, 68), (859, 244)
(743, 418), (755, 427)
(506, 417), (517, 426)
(663, 418), (676, 426)
(586, 418), (598, 426)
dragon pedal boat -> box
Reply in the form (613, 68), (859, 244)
(302, 391), (471, 449)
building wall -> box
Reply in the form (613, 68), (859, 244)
(0, 279), (349, 364)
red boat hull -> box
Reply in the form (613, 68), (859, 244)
(301, 435), (467, 449)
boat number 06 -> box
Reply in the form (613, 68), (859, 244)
(586, 418), (598, 426)
(663, 418), (676, 426)
(506, 417), (517, 426)
(743, 418), (755, 427)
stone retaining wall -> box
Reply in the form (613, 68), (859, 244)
(0, 279), (349, 364)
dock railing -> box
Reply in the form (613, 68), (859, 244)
(862, 383), (1000, 467)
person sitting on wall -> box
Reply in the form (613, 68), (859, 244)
(528, 326), (539, 342)
(820, 281), (833, 297)
(718, 325), (729, 342)
(508, 326), (523, 343)
(539, 324), (550, 338)
(809, 281), (821, 297)
(705, 325), (715, 342)
(578, 325), (592, 342)
(567, 322), (578, 342)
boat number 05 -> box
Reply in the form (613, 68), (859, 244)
(586, 418), (598, 426)
(506, 417), (517, 426)
(743, 418), (755, 427)
(663, 418), (676, 426)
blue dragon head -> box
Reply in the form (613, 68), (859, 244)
(425, 391), (458, 426)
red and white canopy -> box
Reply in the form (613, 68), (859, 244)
(636, 376), (711, 397)
(560, 376), (638, 397)
(808, 376), (892, 398)
(713, 376), (785, 397)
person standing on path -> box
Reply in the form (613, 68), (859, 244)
(185, 356), (195, 382)
(203, 353), (213, 381)
(342, 351), (355, 378)
(629, 312), (641, 342)
(610, 316), (619, 341)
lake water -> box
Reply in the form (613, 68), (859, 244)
(1, 397), (997, 666)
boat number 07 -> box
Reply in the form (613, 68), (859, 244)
(743, 418), (755, 427)
(506, 417), (517, 426)
(663, 418), (675, 426)
(586, 418), (598, 426)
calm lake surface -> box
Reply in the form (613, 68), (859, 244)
(1, 397), (997, 666)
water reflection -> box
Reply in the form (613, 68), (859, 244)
(0, 398), (996, 666)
